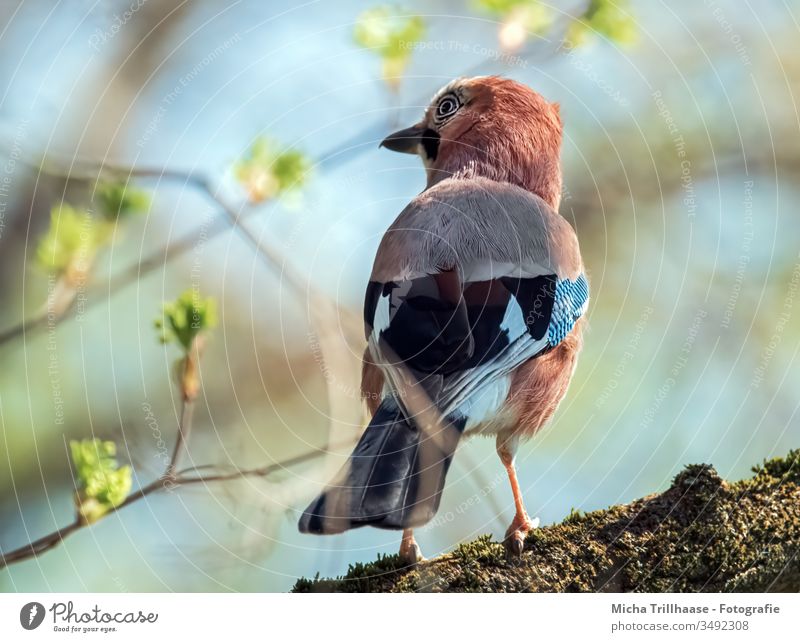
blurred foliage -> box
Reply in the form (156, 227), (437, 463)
(353, 6), (425, 90)
(70, 439), (132, 525)
(155, 289), (217, 352)
(35, 183), (149, 284)
(94, 182), (150, 221)
(567, 0), (637, 46)
(156, 290), (217, 400)
(233, 137), (311, 203)
(474, 0), (636, 50)
(475, 0), (531, 10)
(474, 0), (553, 48)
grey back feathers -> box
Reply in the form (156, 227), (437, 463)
(371, 176), (583, 284)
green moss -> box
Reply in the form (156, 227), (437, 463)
(295, 452), (800, 592)
(454, 534), (505, 566)
(292, 553), (409, 593)
(392, 571), (420, 593)
(751, 449), (800, 484)
(564, 507), (587, 524)
(448, 535), (507, 591)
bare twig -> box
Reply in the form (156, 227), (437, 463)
(165, 334), (206, 477)
(0, 521), (83, 568)
(0, 307), (56, 346)
(166, 397), (195, 479)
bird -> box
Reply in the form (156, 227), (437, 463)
(299, 76), (588, 564)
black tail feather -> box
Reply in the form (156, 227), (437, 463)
(298, 399), (466, 534)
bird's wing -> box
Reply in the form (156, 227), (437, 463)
(365, 177), (588, 422)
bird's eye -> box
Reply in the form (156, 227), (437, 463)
(435, 94), (460, 122)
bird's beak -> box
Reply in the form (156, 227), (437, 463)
(380, 124), (428, 154)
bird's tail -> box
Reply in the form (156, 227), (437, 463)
(298, 397), (466, 534)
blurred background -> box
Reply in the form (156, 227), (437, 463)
(0, 0), (798, 592)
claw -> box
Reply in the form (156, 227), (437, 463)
(504, 515), (539, 557)
(400, 542), (425, 565)
(399, 532), (426, 565)
(507, 532), (524, 556)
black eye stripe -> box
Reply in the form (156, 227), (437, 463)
(420, 128), (440, 161)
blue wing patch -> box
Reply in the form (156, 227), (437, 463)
(547, 273), (589, 346)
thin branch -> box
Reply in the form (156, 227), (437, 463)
(166, 396), (194, 479)
(0, 521), (83, 568)
(0, 306), (58, 346)
(0, 438), (355, 570)
(1, 135), (757, 350)
(0, 215), (229, 348)
(43, 161), (312, 297)
(165, 335), (205, 477)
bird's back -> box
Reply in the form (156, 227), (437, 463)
(371, 176), (583, 284)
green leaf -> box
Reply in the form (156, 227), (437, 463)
(34, 190), (147, 282)
(70, 439), (132, 524)
(35, 204), (101, 276)
(94, 182), (150, 221)
(155, 289), (217, 352)
(567, 0), (637, 46)
(233, 137), (311, 202)
(353, 6), (425, 86)
(473, 0), (529, 13)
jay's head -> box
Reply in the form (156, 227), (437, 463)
(381, 76), (563, 208)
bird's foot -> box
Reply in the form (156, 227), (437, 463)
(398, 535), (426, 566)
(504, 514), (540, 557)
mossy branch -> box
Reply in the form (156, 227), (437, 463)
(293, 451), (800, 593)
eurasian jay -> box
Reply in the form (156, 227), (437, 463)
(299, 76), (588, 563)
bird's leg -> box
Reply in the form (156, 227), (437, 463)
(497, 434), (538, 556)
(398, 529), (425, 565)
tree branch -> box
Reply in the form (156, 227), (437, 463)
(294, 452), (800, 593)
(166, 396), (195, 479)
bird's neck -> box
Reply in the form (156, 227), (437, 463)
(426, 142), (563, 210)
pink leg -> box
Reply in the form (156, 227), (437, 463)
(497, 435), (537, 555)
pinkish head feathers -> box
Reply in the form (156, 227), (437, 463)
(383, 76), (563, 209)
